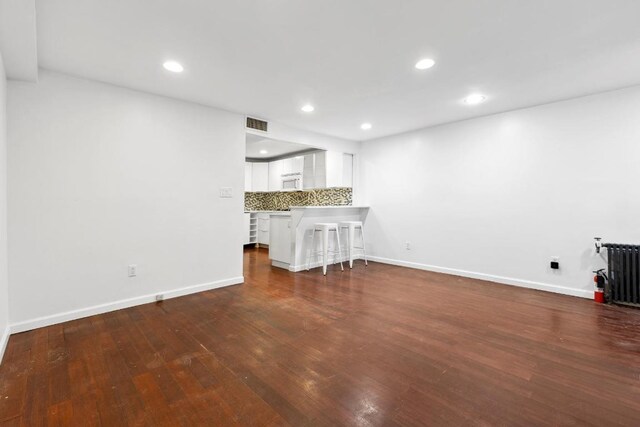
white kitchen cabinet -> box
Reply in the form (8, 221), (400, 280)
(255, 151), (351, 191)
(325, 151), (353, 188)
(244, 163), (253, 192)
(268, 160), (283, 191)
(257, 213), (270, 245)
(281, 156), (303, 175)
(269, 215), (291, 266)
(272, 156), (304, 190)
(325, 151), (343, 188)
(245, 161), (269, 192)
(251, 162), (269, 192)
(303, 154), (315, 189)
(302, 152), (326, 189)
(314, 152), (327, 188)
(292, 156), (303, 175)
(281, 158), (293, 175)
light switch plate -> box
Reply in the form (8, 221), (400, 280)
(219, 187), (233, 198)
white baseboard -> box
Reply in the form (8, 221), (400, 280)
(10, 276), (244, 334)
(0, 326), (10, 363)
(368, 256), (592, 299)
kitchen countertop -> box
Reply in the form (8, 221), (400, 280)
(289, 206), (369, 210)
(246, 206), (367, 213)
(244, 210), (291, 216)
(244, 210), (289, 213)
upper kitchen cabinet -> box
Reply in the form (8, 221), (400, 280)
(251, 162), (269, 191)
(267, 157), (303, 191)
(246, 161), (268, 192)
(282, 156), (304, 176)
(268, 160), (282, 191)
(303, 151), (352, 189)
(325, 151), (353, 188)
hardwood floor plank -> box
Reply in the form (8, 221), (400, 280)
(46, 400), (73, 427)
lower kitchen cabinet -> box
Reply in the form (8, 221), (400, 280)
(269, 215), (291, 266)
(257, 213), (270, 245)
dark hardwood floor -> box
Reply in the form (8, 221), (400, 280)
(2, 248), (640, 426)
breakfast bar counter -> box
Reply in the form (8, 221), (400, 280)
(269, 206), (369, 271)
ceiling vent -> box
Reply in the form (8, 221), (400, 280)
(246, 117), (268, 132)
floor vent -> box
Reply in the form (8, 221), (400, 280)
(604, 243), (640, 307)
(246, 117), (268, 132)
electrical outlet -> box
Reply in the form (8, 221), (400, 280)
(405, 241), (411, 250)
(219, 187), (233, 198)
(128, 264), (137, 277)
(550, 257), (560, 270)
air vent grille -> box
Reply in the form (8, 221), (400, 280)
(246, 117), (268, 132)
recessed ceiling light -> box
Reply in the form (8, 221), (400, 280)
(259, 149), (268, 154)
(463, 94), (486, 105)
(163, 61), (184, 73)
(360, 123), (372, 130)
(415, 58), (435, 70)
(301, 104), (315, 113)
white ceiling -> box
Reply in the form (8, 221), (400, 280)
(246, 134), (314, 160)
(0, 0), (38, 81)
(35, 0), (640, 141)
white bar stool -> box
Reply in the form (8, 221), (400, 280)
(339, 221), (368, 268)
(306, 223), (344, 275)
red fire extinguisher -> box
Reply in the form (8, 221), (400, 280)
(593, 269), (607, 303)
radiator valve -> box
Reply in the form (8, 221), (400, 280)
(594, 237), (603, 254)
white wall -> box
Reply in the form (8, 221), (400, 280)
(7, 70), (246, 330)
(359, 86), (640, 298)
(0, 53), (10, 358)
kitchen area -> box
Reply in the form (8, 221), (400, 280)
(244, 133), (368, 272)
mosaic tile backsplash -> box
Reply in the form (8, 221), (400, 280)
(245, 188), (352, 211)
